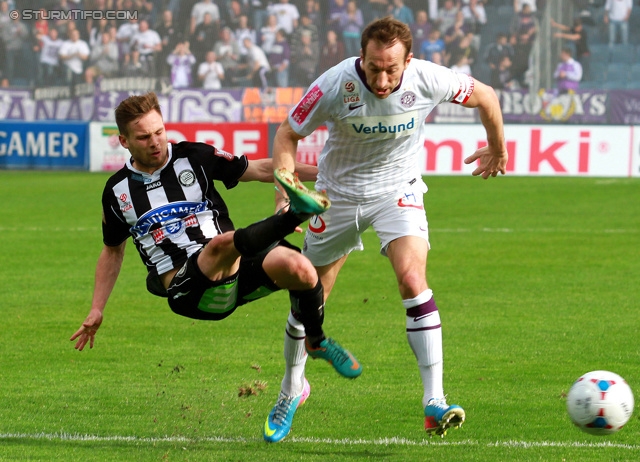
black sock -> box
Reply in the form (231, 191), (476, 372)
(233, 210), (303, 257)
(290, 280), (325, 345)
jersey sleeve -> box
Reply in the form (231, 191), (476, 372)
(174, 141), (249, 190)
(415, 60), (475, 106)
(101, 180), (131, 247)
(287, 67), (341, 137)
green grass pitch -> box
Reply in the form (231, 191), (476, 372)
(0, 170), (639, 461)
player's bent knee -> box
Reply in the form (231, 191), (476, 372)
(398, 270), (426, 295)
(265, 249), (317, 289)
(287, 255), (317, 286)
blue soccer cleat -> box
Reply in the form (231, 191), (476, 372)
(424, 397), (465, 437)
(263, 378), (311, 443)
(274, 168), (330, 218)
(306, 337), (362, 379)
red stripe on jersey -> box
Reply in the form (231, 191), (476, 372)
(291, 85), (323, 125)
(452, 75), (475, 105)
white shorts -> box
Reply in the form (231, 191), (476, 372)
(302, 178), (430, 266)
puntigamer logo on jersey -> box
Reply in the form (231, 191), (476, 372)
(349, 112), (418, 139)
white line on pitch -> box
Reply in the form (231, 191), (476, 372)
(0, 433), (639, 450)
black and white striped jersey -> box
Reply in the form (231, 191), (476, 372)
(101, 141), (249, 277)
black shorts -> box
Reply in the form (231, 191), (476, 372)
(163, 240), (299, 321)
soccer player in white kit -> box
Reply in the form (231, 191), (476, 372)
(264, 17), (508, 441)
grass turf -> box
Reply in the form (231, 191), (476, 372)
(0, 171), (639, 461)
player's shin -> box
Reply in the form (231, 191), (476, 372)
(289, 280), (325, 347)
(233, 211), (304, 257)
(404, 289), (444, 407)
(281, 309), (308, 397)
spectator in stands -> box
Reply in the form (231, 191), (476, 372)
(139, 0), (158, 26)
(513, 0), (537, 14)
(437, 0), (460, 35)
(197, 50), (225, 89)
(604, 0), (632, 47)
(242, 36), (271, 89)
(290, 29), (319, 87)
(122, 49), (146, 77)
(214, 26), (243, 82)
(461, 0), (486, 50)
(191, 12), (219, 64)
(510, 31), (532, 88)
(450, 53), (472, 75)
(259, 14), (279, 53)
(0, 11), (29, 86)
(167, 41), (197, 88)
(235, 14), (257, 58)
(338, 1), (364, 58)
(290, 13), (319, 64)
(89, 17), (113, 49)
(364, 0), (391, 25)
(85, 30), (119, 83)
(446, 28), (476, 70)
(511, 3), (537, 43)
(267, 0), (300, 36)
(551, 16), (590, 81)
(36, 28), (64, 86)
(318, 28), (345, 74)
(0, 1), (9, 32)
(267, 28), (290, 87)
(419, 28), (445, 62)
(53, 0), (75, 37)
(156, 10), (182, 78)
(485, 33), (514, 89)
(116, 16), (139, 64)
(554, 47), (582, 94)
(32, 7), (49, 38)
(411, 10), (432, 56)
(327, 0), (348, 30)
(131, 19), (162, 76)
(430, 49), (443, 65)
(190, 0), (221, 36)
(391, 0), (415, 25)
(219, 0), (240, 31)
(493, 54), (518, 90)
(302, 0), (322, 28)
(59, 28), (90, 86)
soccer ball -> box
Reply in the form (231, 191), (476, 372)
(566, 370), (634, 435)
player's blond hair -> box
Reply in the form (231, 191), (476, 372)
(115, 92), (163, 137)
(360, 16), (413, 60)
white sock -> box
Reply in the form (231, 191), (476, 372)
(281, 310), (307, 397)
(404, 289), (445, 408)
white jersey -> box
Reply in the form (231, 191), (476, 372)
(288, 57), (474, 201)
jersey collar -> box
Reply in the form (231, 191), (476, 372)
(127, 143), (173, 183)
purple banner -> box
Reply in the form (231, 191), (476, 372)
(608, 90), (640, 124)
(93, 78), (244, 122)
(498, 88), (609, 124)
(0, 89), (94, 121)
(1, 83), (637, 125)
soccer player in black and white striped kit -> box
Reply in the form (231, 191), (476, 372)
(71, 93), (361, 409)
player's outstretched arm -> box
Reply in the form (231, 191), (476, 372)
(70, 242), (126, 350)
(273, 118), (307, 211)
(462, 79), (508, 179)
(239, 158), (317, 183)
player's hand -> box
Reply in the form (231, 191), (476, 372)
(464, 145), (508, 179)
(70, 309), (103, 351)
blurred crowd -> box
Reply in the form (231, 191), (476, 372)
(0, 0), (545, 91)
